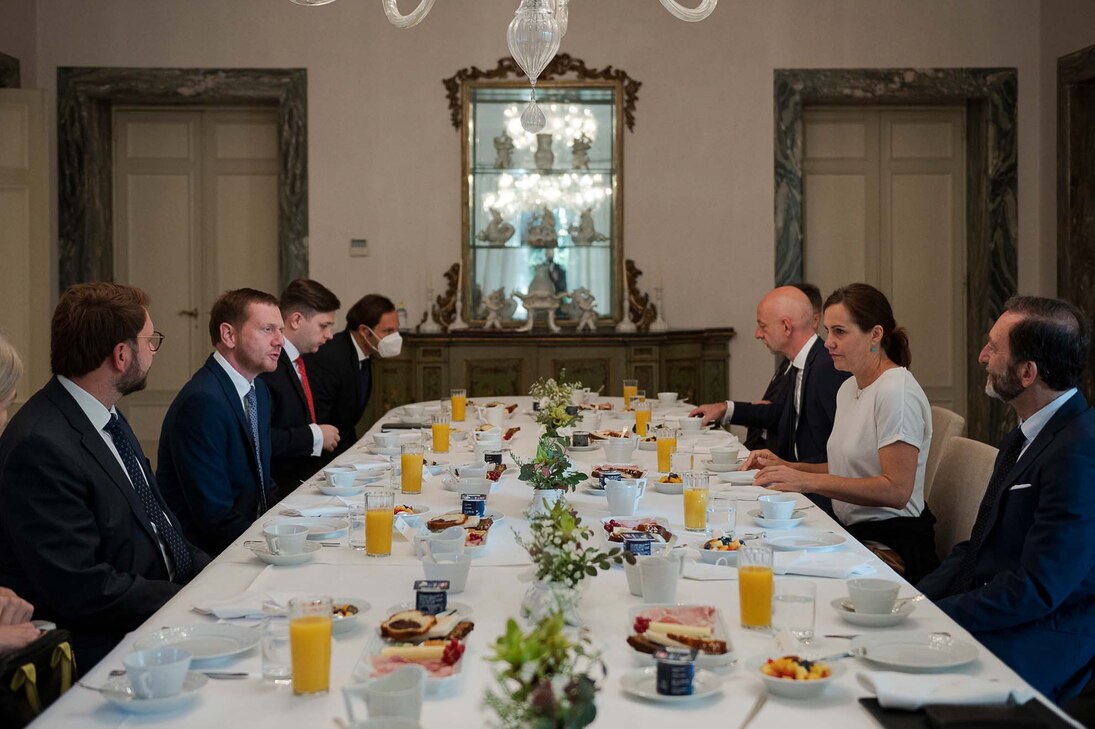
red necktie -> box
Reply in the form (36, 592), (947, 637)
(295, 357), (317, 423)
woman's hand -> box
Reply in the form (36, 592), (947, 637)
(741, 449), (788, 470)
(755, 464), (815, 493)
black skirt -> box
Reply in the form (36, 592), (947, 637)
(842, 508), (940, 584)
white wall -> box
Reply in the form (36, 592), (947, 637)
(25, 0), (1060, 398)
(0, 0), (37, 86)
(1038, 0), (1095, 297)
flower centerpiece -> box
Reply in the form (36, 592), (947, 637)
(513, 435), (586, 515)
(515, 497), (631, 624)
(529, 370), (581, 436)
(485, 612), (604, 729)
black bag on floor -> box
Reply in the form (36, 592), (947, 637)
(0, 628), (76, 728)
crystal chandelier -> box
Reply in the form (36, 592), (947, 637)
(289, 0), (718, 129)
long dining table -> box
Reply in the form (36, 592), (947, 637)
(33, 396), (1072, 728)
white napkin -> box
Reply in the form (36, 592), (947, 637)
(191, 590), (305, 620)
(857, 671), (1033, 710)
(774, 550), (876, 579)
(682, 559), (737, 581)
(331, 454), (389, 470)
(280, 496), (351, 517)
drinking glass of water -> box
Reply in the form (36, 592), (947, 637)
(705, 494), (736, 532)
(772, 578), (816, 640)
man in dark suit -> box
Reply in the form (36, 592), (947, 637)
(743, 283), (824, 451)
(0, 283), (208, 672)
(260, 279), (342, 498)
(918, 296), (1095, 704)
(306, 294), (399, 460)
(158, 289), (282, 556)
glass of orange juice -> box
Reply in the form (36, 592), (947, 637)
(450, 388), (467, 422)
(633, 400), (652, 436)
(622, 379), (638, 411)
(683, 471), (709, 533)
(364, 489), (394, 557)
(288, 595), (333, 695)
(401, 443), (424, 494)
(738, 546), (774, 631)
(655, 425), (678, 472)
(431, 412), (451, 453)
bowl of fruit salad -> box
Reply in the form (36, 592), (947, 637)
(751, 654), (842, 698)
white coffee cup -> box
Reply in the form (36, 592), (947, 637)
(263, 523), (309, 555)
(478, 406), (504, 429)
(454, 477), (491, 497)
(421, 554), (472, 594)
(124, 647), (192, 699)
(452, 462), (487, 479)
(679, 416), (703, 434)
(657, 392), (678, 404)
(403, 404), (425, 419)
(709, 447), (740, 465)
(325, 468), (358, 488)
(758, 493), (797, 520)
(343, 664), (426, 722)
(416, 526), (465, 557)
(639, 551), (683, 604)
(473, 441), (503, 463)
(846, 578), (901, 614)
(605, 478), (646, 517)
(374, 432), (400, 448)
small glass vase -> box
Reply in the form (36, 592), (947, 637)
(521, 579), (584, 626)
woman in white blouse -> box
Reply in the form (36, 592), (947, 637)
(744, 283), (938, 581)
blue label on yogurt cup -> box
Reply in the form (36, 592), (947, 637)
(461, 493), (486, 517)
(654, 647), (697, 696)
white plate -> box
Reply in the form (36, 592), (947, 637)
(600, 517), (676, 549)
(749, 654), (844, 699)
(582, 484), (608, 496)
(850, 631), (978, 672)
(718, 470), (759, 485)
(382, 602), (475, 622)
(100, 672), (207, 714)
(764, 530), (846, 552)
(318, 483), (364, 497)
(749, 509), (806, 529)
(627, 604), (735, 669)
(353, 630), (466, 698)
(269, 517), (349, 540)
(331, 597), (370, 634)
(831, 597), (915, 628)
(249, 541), (321, 566)
(133, 624), (259, 662)
(619, 666), (723, 703)
(369, 446), (402, 457)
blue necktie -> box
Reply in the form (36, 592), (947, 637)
(245, 384), (269, 515)
(103, 414), (194, 582)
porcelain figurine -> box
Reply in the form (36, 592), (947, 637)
(493, 132), (515, 168)
(482, 287), (510, 330)
(568, 208), (609, 246)
(525, 206), (558, 248)
(476, 207), (516, 246)
(571, 132), (592, 170)
(534, 133), (554, 171)
(513, 263), (566, 333)
(571, 287), (598, 332)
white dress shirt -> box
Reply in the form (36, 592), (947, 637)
(282, 338), (323, 457)
(213, 351), (254, 411)
(1017, 388), (1078, 460)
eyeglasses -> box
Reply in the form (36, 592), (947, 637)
(133, 331), (165, 352)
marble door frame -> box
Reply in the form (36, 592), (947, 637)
(1057, 44), (1095, 401)
(773, 67), (1018, 445)
(57, 67), (308, 293)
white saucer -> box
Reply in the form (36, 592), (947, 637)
(831, 597), (915, 627)
(619, 666), (723, 703)
(133, 625), (259, 662)
(704, 461), (744, 473)
(369, 446), (402, 457)
(318, 483), (364, 497)
(566, 444), (600, 453)
(249, 541), (321, 565)
(583, 484), (607, 496)
(749, 509), (806, 529)
(269, 517), (350, 540)
(100, 672), (207, 714)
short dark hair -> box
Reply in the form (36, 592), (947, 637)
(280, 279), (341, 317)
(208, 288), (280, 346)
(51, 282), (150, 378)
(345, 294), (396, 332)
(793, 282), (823, 316)
(1003, 295), (1091, 391)
(824, 283), (912, 367)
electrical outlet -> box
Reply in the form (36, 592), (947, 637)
(350, 238), (369, 257)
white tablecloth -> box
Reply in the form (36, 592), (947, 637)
(33, 396), (1071, 728)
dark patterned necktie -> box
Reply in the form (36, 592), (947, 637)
(103, 414), (194, 582)
(950, 427), (1026, 593)
(245, 384), (269, 515)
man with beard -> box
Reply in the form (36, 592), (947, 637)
(0, 283), (209, 673)
(918, 296), (1095, 705)
(158, 289), (282, 555)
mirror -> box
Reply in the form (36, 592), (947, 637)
(448, 58), (638, 329)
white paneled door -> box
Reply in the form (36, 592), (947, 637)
(113, 108), (279, 459)
(0, 89), (50, 404)
(803, 107), (966, 415)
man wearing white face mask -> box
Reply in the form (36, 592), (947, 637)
(305, 294), (400, 460)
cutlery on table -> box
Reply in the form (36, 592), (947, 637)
(823, 630), (951, 640)
(736, 693), (767, 729)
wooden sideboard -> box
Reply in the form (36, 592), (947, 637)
(360, 328), (736, 431)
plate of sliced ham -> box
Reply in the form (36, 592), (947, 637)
(625, 604), (735, 670)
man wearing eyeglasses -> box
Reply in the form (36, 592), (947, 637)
(0, 283), (209, 675)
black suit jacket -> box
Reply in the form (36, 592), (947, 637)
(919, 391), (1095, 703)
(730, 337), (848, 463)
(261, 350), (323, 497)
(0, 377), (209, 672)
(743, 356), (791, 451)
(305, 330), (371, 460)
(157, 355), (275, 556)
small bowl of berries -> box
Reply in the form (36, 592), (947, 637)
(699, 534), (744, 565)
(750, 654), (843, 698)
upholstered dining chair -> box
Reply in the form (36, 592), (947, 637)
(924, 406), (966, 501)
(928, 436), (999, 559)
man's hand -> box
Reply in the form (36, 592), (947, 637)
(0, 624), (42, 653)
(688, 402), (727, 426)
(319, 424), (340, 452)
(0, 591), (33, 625)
